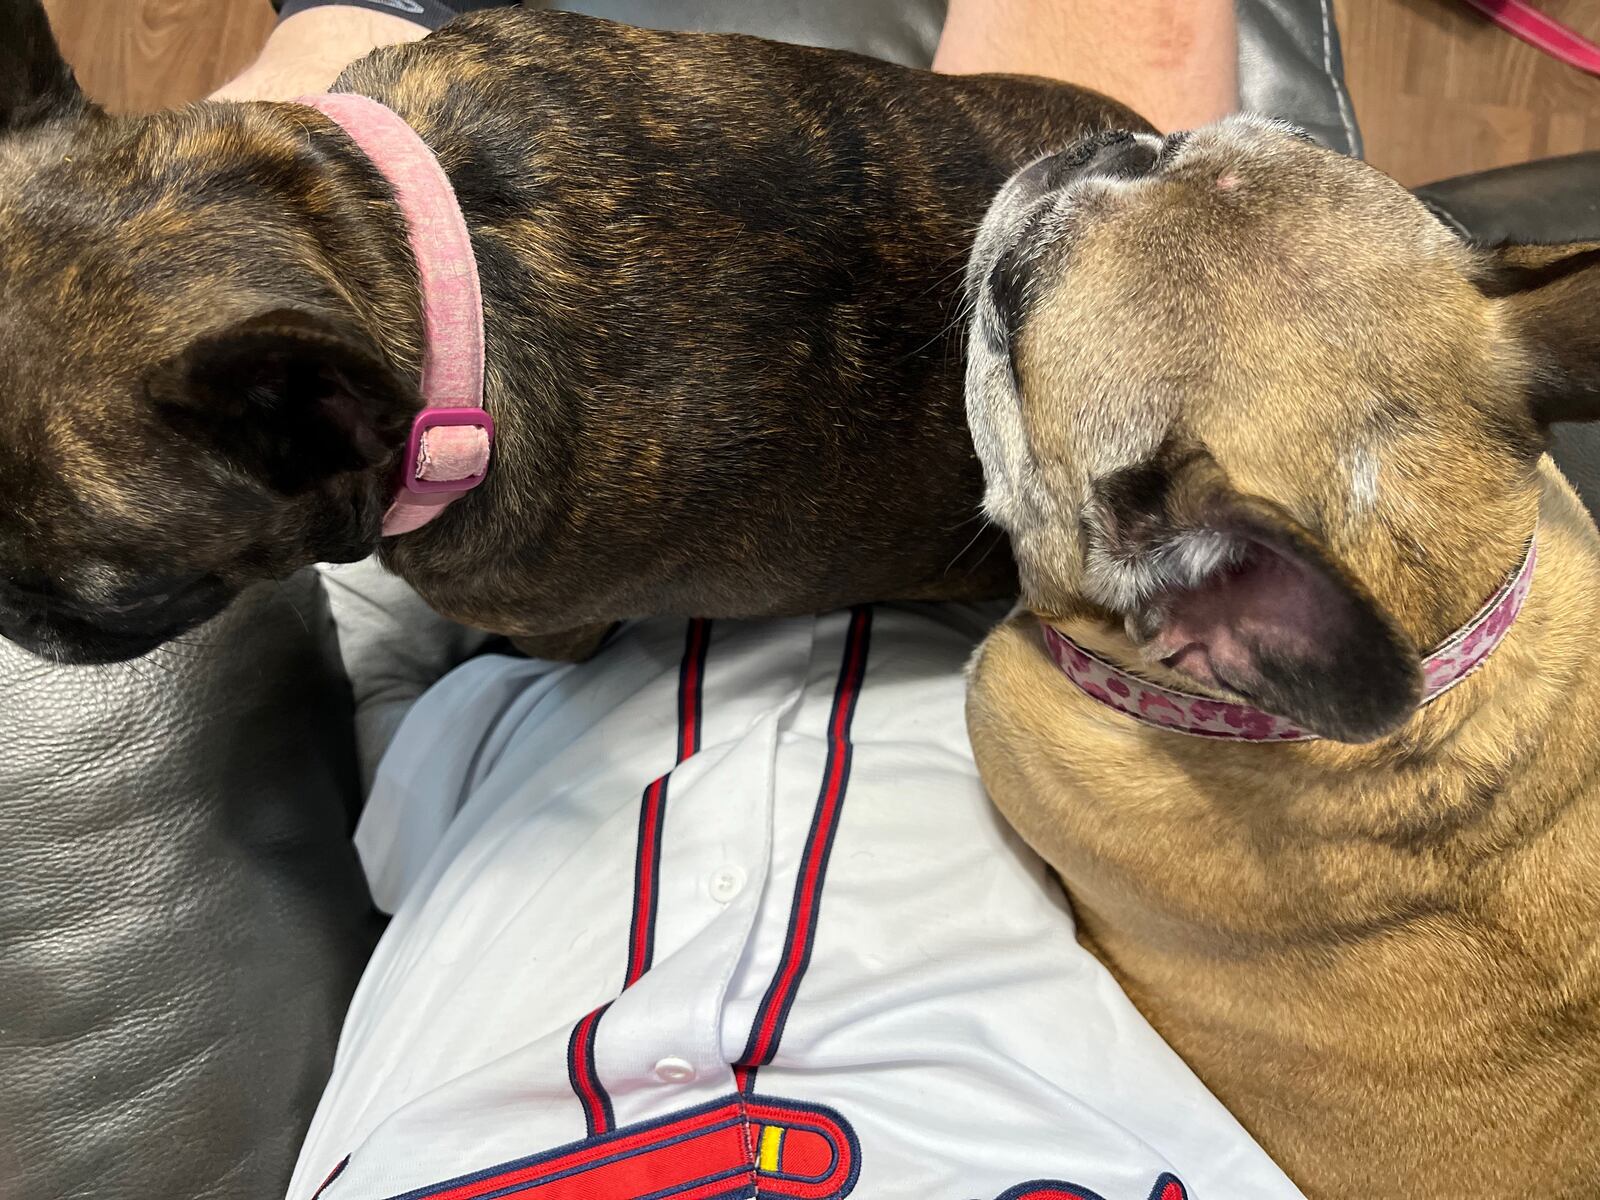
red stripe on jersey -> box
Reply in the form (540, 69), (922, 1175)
(625, 618), (711, 986)
(570, 620), (712, 1131)
(310, 1155), (349, 1199)
(678, 618), (710, 760)
(738, 607), (873, 1077)
(566, 1004), (613, 1136)
(625, 774), (670, 986)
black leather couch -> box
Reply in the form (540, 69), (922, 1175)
(1415, 155), (1600, 518)
(3, 3), (1596, 1198)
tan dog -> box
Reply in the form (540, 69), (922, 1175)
(962, 117), (1600, 1198)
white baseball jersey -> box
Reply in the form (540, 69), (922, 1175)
(289, 605), (1302, 1200)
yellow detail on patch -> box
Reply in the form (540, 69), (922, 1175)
(758, 1125), (784, 1172)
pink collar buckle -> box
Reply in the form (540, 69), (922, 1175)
(1042, 532), (1539, 743)
(381, 405), (496, 536)
(402, 406), (495, 495)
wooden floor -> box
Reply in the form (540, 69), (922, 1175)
(36, 0), (1600, 186)
(41, 0), (274, 115)
(1335, 0), (1600, 185)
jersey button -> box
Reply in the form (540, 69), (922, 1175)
(709, 865), (746, 903)
(655, 1057), (697, 1084)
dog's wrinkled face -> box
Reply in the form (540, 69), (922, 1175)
(966, 116), (1600, 741)
(0, 0), (420, 662)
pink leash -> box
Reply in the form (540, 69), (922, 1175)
(297, 93), (493, 538)
(1462, 0), (1600, 75)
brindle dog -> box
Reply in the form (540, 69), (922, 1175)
(965, 117), (1600, 1196)
(0, 0), (1138, 664)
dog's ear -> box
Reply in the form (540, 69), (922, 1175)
(148, 308), (417, 497)
(0, 0), (99, 132)
(1478, 241), (1600, 427)
(1098, 449), (1423, 742)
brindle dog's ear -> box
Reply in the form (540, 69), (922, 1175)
(1101, 449), (1423, 742)
(148, 308), (417, 497)
(1478, 241), (1600, 427)
(0, 0), (100, 132)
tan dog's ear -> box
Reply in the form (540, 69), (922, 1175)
(147, 308), (417, 498)
(1479, 241), (1600, 427)
(0, 0), (100, 133)
(1100, 449), (1423, 742)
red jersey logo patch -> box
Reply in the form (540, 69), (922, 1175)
(371, 1093), (859, 1200)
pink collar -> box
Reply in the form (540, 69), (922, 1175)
(299, 93), (492, 538)
(1041, 535), (1538, 742)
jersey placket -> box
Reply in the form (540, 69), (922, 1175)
(585, 617), (820, 1133)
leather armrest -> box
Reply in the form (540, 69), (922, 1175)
(1237, 0), (1361, 157)
(1414, 153), (1600, 245)
(0, 570), (381, 1200)
(1415, 153), (1600, 519)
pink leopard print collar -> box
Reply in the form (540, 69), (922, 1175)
(1041, 534), (1538, 742)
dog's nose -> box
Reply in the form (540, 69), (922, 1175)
(1080, 134), (1160, 180)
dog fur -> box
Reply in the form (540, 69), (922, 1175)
(0, 0), (1143, 664)
(964, 117), (1600, 1196)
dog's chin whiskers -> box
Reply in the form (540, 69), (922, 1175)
(941, 509), (1000, 577)
(267, 578), (313, 638)
(914, 246), (984, 302)
(947, 295), (979, 369)
(137, 653), (180, 679)
(159, 634), (214, 663)
(99, 654), (156, 686)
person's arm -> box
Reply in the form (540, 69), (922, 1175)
(932, 0), (1237, 133)
(210, 6), (428, 102)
